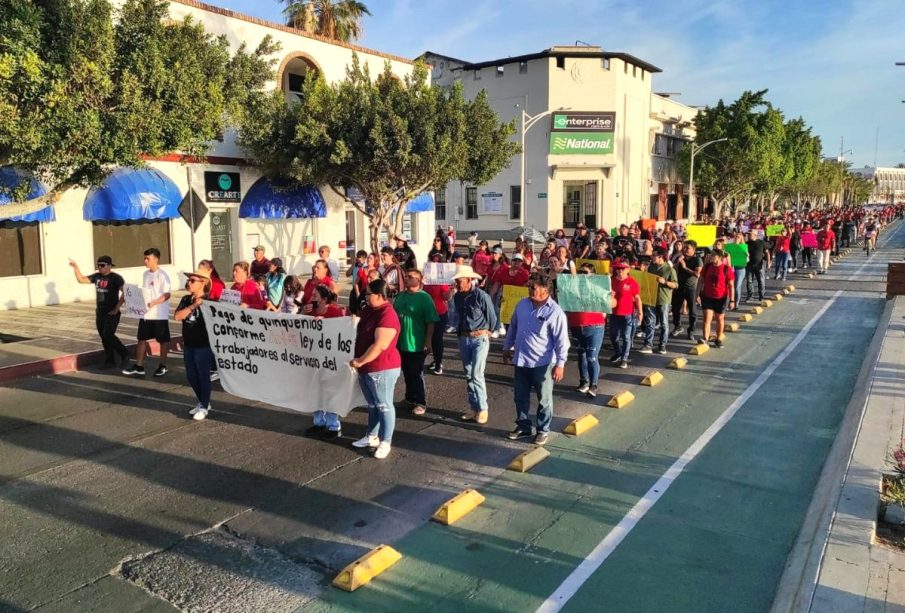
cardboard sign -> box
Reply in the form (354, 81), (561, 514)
(685, 225), (717, 247)
(766, 224), (785, 237)
(423, 262), (457, 286)
(219, 289), (242, 306)
(723, 243), (749, 268)
(801, 232), (818, 249)
(122, 284), (149, 319)
(501, 285), (529, 325)
(628, 269), (660, 306)
(556, 274), (612, 314)
(575, 258), (611, 275)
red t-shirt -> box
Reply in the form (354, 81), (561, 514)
(423, 284), (449, 315)
(232, 279), (266, 310)
(612, 276), (640, 316)
(566, 311), (606, 327)
(773, 236), (790, 253)
(700, 263), (735, 300)
(209, 277), (225, 301)
(472, 250), (492, 277)
(302, 276), (335, 304)
(816, 229), (835, 250)
(355, 303), (401, 374)
(316, 304), (346, 318)
(493, 264), (530, 287)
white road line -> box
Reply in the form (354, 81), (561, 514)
(537, 220), (905, 612)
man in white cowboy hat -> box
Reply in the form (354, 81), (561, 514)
(452, 264), (497, 424)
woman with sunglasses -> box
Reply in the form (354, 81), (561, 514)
(197, 260), (225, 301)
(175, 268), (215, 421)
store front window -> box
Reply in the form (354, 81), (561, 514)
(0, 221), (42, 277)
(92, 220), (172, 268)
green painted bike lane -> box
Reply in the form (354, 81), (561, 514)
(309, 288), (884, 613)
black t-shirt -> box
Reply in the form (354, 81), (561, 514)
(571, 233), (591, 257)
(676, 254), (703, 289)
(746, 239), (767, 264)
(177, 295), (210, 348)
(88, 272), (124, 313)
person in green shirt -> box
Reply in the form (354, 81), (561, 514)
(640, 247), (678, 354)
(393, 269), (439, 415)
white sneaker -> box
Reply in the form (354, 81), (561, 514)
(445, 326), (456, 334)
(189, 403), (204, 416)
(352, 435), (379, 448)
(491, 331), (500, 339)
(374, 442), (391, 459)
(209, 371), (220, 382)
(193, 407), (210, 421)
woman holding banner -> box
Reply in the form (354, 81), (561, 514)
(305, 286), (347, 439)
(568, 263), (606, 398)
(175, 268), (215, 421)
(350, 280), (401, 460)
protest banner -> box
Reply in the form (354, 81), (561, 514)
(219, 289), (242, 305)
(575, 258), (611, 275)
(723, 243), (749, 268)
(423, 262), (457, 285)
(556, 275), (612, 314)
(501, 285), (529, 324)
(202, 303), (364, 416)
(122, 284), (149, 319)
(801, 232), (818, 249)
(766, 224), (785, 237)
(685, 225), (716, 247)
(629, 270), (659, 306)
(641, 218), (657, 231)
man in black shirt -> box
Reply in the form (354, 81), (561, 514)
(745, 231), (771, 302)
(570, 225), (592, 260)
(670, 241), (703, 340)
(69, 255), (128, 368)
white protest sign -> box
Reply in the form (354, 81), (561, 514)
(423, 262), (457, 285)
(122, 284), (149, 319)
(202, 303), (365, 416)
(219, 289), (242, 305)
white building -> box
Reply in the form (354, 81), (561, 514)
(422, 46), (696, 238)
(0, 0), (434, 310)
(850, 166), (905, 204)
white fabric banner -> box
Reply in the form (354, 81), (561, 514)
(202, 303), (364, 416)
(423, 262), (457, 285)
(122, 284), (149, 319)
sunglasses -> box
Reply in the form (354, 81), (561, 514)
(96, 263), (108, 268)
(188, 278), (204, 284)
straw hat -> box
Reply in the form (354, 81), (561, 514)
(183, 268), (211, 281)
(452, 265), (482, 280)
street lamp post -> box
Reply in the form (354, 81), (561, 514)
(517, 105), (570, 227)
(688, 137), (727, 220)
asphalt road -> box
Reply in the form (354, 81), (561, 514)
(1, 223), (902, 612)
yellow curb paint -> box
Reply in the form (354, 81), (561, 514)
(607, 390), (635, 409)
(807, 273), (815, 279)
(739, 314), (753, 322)
(507, 447), (551, 472)
(786, 285), (796, 292)
(563, 414), (599, 436)
(727, 323), (740, 332)
(750, 306), (764, 315)
(332, 545), (403, 592)
(761, 300), (773, 308)
(774, 293), (783, 301)
(689, 343), (709, 356)
(431, 489), (485, 525)
(641, 371), (664, 387)
(668, 357), (688, 369)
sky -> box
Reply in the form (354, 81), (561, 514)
(216, 0), (905, 168)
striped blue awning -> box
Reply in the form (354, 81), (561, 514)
(0, 167), (55, 223)
(83, 168), (182, 222)
(239, 178), (326, 219)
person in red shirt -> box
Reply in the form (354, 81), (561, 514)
(567, 263), (606, 397)
(772, 227), (792, 280)
(301, 259), (337, 309)
(488, 252), (530, 337)
(424, 252), (453, 374)
(198, 260), (225, 301)
(608, 261), (642, 369)
(471, 241), (492, 278)
(305, 285), (348, 439)
(697, 250), (735, 348)
(231, 262), (267, 310)
(815, 221), (836, 274)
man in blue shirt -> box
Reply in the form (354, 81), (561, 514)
(452, 264), (498, 425)
(502, 270), (570, 445)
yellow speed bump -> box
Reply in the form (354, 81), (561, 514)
(774, 293), (783, 301)
(332, 545), (402, 592)
(641, 371), (664, 387)
(807, 272), (815, 279)
(668, 357), (688, 370)
(785, 285), (796, 292)
(689, 343), (709, 356)
(727, 323), (740, 332)
(564, 414), (599, 436)
(750, 306), (764, 315)
(507, 446), (550, 472)
(739, 314), (753, 322)
(607, 390), (635, 409)
(432, 489), (485, 525)
(761, 300), (773, 308)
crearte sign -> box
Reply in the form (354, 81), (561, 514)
(551, 112), (616, 132)
(204, 172), (242, 203)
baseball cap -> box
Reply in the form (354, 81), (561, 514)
(253, 245), (265, 252)
(492, 246), (503, 254)
(270, 257), (283, 268)
(451, 251), (465, 260)
(612, 260), (629, 270)
(97, 255), (114, 266)
(511, 252), (524, 261)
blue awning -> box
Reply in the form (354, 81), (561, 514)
(407, 191), (435, 213)
(83, 168), (182, 222)
(0, 167), (55, 223)
(239, 178), (326, 219)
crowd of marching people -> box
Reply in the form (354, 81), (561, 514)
(70, 203), (904, 460)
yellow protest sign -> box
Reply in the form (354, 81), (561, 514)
(501, 285), (529, 324)
(629, 269), (659, 306)
(575, 258), (611, 275)
(686, 225), (717, 247)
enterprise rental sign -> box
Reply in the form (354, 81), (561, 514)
(549, 111), (616, 155)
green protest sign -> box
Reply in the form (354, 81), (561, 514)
(766, 224), (785, 237)
(724, 243), (749, 268)
(556, 274), (612, 314)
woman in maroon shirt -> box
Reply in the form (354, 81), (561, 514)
(231, 261), (266, 310)
(350, 280), (401, 460)
(772, 228), (792, 280)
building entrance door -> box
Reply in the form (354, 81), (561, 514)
(344, 210), (358, 266)
(563, 181), (598, 229)
(209, 210), (234, 280)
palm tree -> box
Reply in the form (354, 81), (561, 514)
(282, 1), (371, 43)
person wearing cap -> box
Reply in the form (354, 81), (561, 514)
(609, 261), (642, 369)
(69, 255), (129, 369)
(452, 264), (498, 424)
(503, 270), (569, 445)
(394, 237), (417, 271)
(174, 268), (215, 420)
(250, 245), (270, 277)
(571, 224), (592, 260)
(379, 247), (405, 295)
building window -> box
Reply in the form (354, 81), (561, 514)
(633, 65), (637, 77)
(624, 61), (629, 74)
(601, 58), (610, 70)
(466, 187), (478, 219)
(519, 61), (528, 73)
(666, 137), (677, 157)
(473, 70), (481, 80)
(0, 221), (42, 277)
(435, 187), (446, 220)
(510, 185), (521, 220)
(92, 220), (172, 268)
(556, 56), (565, 69)
(653, 134), (667, 156)
(496, 65), (504, 77)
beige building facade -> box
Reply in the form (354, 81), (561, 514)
(850, 166), (905, 204)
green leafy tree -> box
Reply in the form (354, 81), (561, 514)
(777, 117), (822, 208)
(0, 0), (278, 218)
(239, 57), (519, 252)
(282, 0), (371, 42)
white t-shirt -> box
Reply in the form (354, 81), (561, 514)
(142, 269), (171, 320)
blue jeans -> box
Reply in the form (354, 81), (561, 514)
(447, 298), (458, 329)
(609, 315), (634, 361)
(358, 368), (400, 443)
(313, 410), (341, 431)
(773, 252), (790, 279)
(491, 292), (505, 333)
(183, 346), (214, 407)
(514, 363), (555, 433)
(733, 267), (746, 305)
(571, 325), (603, 386)
(642, 305), (669, 348)
(458, 335), (490, 412)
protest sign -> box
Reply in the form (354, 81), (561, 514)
(557, 275), (612, 314)
(423, 262), (457, 285)
(801, 232), (818, 249)
(629, 270), (659, 306)
(501, 285), (529, 324)
(122, 284), (149, 319)
(219, 289), (242, 305)
(685, 225), (717, 247)
(575, 258), (611, 275)
(766, 224), (785, 237)
(202, 303), (364, 416)
(641, 218), (657, 231)
(724, 243), (749, 268)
